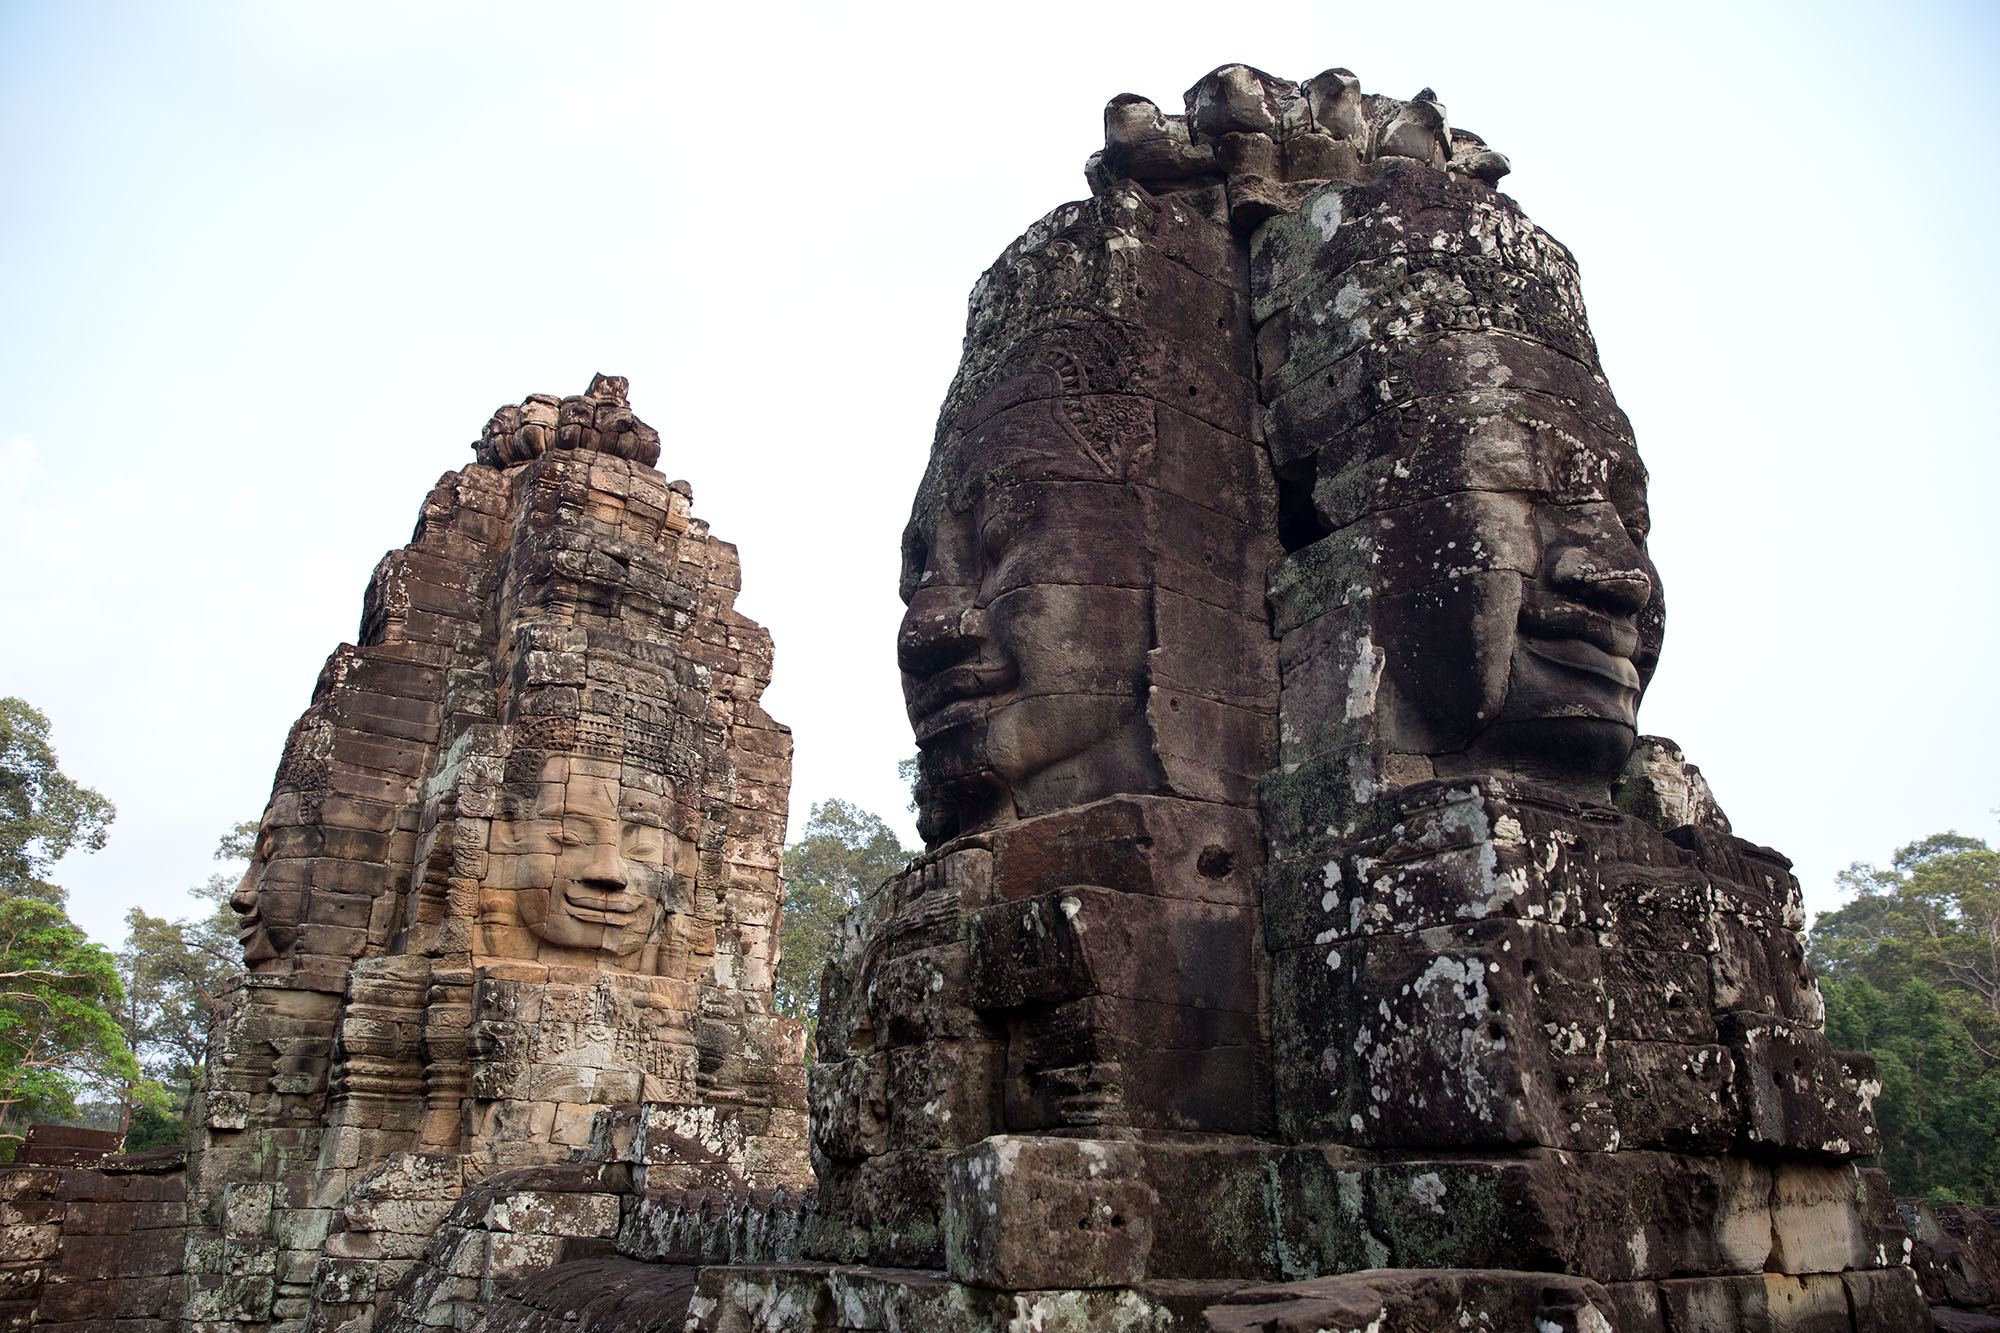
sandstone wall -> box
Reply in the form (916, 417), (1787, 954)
(0, 1148), (187, 1333)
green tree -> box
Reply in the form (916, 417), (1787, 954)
(116, 826), (250, 1147)
(775, 799), (914, 1033)
(1813, 833), (2000, 1059)
(0, 698), (134, 1157)
(0, 697), (115, 901)
(0, 894), (139, 1156)
(121, 884), (239, 1086)
(212, 819), (258, 862)
(1822, 976), (2000, 1201)
(1812, 830), (2000, 1201)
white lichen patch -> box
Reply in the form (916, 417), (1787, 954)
(1344, 636), (1384, 720)
(1310, 191), (1345, 241)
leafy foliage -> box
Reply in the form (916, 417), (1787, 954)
(0, 697), (115, 901)
(0, 698), (134, 1156)
(1823, 975), (2000, 1202)
(0, 893), (140, 1155)
(1811, 831), (2000, 1202)
(121, 879), (240, 1089)
(123, 1101), (188, 1153)
(774, 800), (913, 1034)
(115, 829), (250, 1149)
(213, 820), (259, 862)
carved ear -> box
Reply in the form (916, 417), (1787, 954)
(491, 783), (536, 824)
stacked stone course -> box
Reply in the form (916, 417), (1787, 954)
(0, 1146), (187, 1333)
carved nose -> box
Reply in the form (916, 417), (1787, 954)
(897, 587), (984, 678)
(230, 865), (260, 916)
(1548, 509), (1652, 615)
(1549, 545), (1652, 614)
(576, 840), (628, 889)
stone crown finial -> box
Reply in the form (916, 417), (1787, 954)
(1086, 63), (1512, 226)
(472, 373), (662, 469)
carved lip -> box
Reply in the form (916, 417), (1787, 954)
(1521, 634), (1641, 689)
(1520, 595), (1640, 661)
(555, 888), (652, 924)
(908, 661), (1017, 740)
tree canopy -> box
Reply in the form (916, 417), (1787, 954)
(774, 799), (914, 1033)
(0, 700), (133, 1153)
(0, 894), (138, 1148)
(121, 877), (240, 1094)
(0, 697), (115, 900)
(116, 823), (252, 1150)
(1811, 830), (2000, 1202)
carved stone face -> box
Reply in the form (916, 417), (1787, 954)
(485, 759), (674, 967)
(898, 391), (1157, 844)
(230, 821), (299, 969)
(1370, 406), (1663, 794)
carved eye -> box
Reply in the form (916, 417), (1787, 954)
(621, 825), (666, 862)
(981, 506), (1030, 565)
(898, 527), (929, 605)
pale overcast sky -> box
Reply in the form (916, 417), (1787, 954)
(3, 0), (1995, 948)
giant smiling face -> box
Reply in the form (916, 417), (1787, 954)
(230, 817), (300, 970)
(1352, 399), (1663, 796)
(483, 757), (675, 969)
(897, 375), (1160, 845)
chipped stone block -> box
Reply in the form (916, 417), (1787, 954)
(967, 887), (1259, 1017)
(944, 1137), (1154, 1290)
(1609, 1040), (1738, 1151)
(1206, 1268), (1621, 1333)
(1769, 1163), (1879, 1275)
(203, 1092), (250, 1131)
(482, 1191), (620, 1239)
(1655, 1271), (1853, 1333)
(482, 1229), (564, 1277)
(1273, 918), (1613, 1151)
(1719, 1012), (1881, 1157)
(0, 1223), (60, 1263)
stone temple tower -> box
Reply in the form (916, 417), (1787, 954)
(181, 375), (809, 1333)
(706, 65), (1928, 1330)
